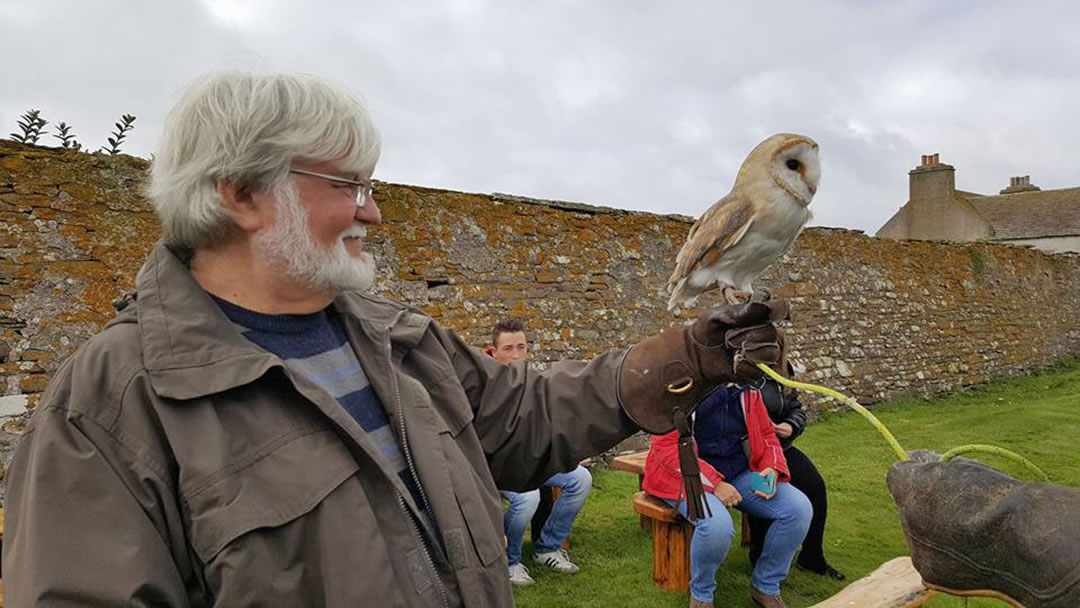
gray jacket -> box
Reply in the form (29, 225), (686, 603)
(3, 243), (638, 607)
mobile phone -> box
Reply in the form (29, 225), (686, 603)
(749, 471), (777, 495)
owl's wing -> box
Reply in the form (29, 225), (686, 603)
(667, 194), (756, 290)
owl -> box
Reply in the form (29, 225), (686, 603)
(666, 133), (820, 310)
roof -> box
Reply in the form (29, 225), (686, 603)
(961, 187), (1080, 240)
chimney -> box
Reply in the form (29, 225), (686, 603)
(999, 175), (1041, 194)
(909, 152), (955, 203)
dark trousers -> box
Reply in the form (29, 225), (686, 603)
(748, 446), (829, 567)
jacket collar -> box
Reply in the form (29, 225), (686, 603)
(134, 242), (429, 400)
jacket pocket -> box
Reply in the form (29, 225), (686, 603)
(182, 427), (359, 564)
(448, 481), (505, 568)
(439, 439), (504, 568)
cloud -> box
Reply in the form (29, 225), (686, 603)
(2, 0), (1077, 233)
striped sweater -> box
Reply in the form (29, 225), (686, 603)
(213, 296), (424, 507)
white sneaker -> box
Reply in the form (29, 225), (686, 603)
(533, 549), (580, 574)
(508, 562), (535, 586)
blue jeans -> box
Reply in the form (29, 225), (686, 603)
(666, 471), (812, 601)
(501, 465), (592, 565)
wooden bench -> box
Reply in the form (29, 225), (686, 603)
(614, 451), (752, 540)
(632, 491), (756, 591)
(809, 557), (935, 608)
(611, 451), (649, 489)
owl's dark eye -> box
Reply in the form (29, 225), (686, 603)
(786, 159), (801, 171)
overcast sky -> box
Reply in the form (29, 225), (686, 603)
(2, 1), (1078, 232)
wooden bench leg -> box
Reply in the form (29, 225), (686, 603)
(650, 518), (693, 591)
(638, 473), (649, 530)
(740, 511), (752, 547)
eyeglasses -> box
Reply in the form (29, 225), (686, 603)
(289, 168), (375, 207)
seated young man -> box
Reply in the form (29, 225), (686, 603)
(486, 318), (593, 586)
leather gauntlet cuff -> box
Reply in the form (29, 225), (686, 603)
(618, 323), (731, 435)
(619, 300), (790, 435)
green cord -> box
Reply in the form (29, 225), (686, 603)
(754, 363), (1052, 482)
(941, 444), (1049, 482)
(756, 363), (909, 462)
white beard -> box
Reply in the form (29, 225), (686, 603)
(253, 183), (375, 293)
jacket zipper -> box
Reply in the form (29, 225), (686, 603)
(396, 493), (450, 608)
(386, 312), (450, 608)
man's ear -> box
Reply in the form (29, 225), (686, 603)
(483, 345), (496, 358)
(216, 179), (270, 234)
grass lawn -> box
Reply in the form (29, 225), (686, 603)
(512, 360), (1080, 607)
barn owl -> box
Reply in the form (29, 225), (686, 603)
(666, 133), (820, 310)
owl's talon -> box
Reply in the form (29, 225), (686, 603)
(721, 286), (753, 305)
(721, 286), (740, 305)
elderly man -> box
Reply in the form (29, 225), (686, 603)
(3, 71), (784, 607)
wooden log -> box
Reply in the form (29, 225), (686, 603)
(809, 556), (937, 608)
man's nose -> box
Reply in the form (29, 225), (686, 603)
(356, 195), (381, 224)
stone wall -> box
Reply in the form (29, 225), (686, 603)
(3, 140), (1080, 483)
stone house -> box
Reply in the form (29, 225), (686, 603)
(876, 154), (1080, 254)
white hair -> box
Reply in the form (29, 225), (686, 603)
(149, 71), (381, 249)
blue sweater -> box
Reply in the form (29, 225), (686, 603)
(694, 387), (750, 481)
(213, 296), (425, 507)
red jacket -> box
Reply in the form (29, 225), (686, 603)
(642, 388), (790, 501)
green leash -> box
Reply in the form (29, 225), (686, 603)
(755, 363), (1050, 481)
(940, 444), (1049, 482)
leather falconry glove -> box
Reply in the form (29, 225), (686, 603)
(888, 450), (1080, 608)
(619, 300), (789, 521)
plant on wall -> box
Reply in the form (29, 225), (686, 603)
(102, 114), (136, 155)
(6, 110), (137, 154)
(10, 109), (47, 144)
(53, 122), (82, 150)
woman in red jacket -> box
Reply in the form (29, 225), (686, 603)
(643, 387), (812, 608)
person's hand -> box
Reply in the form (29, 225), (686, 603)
(774, 422), (793, 438)
(713, 481), (742, 507)
(619, 300), (790, 434)
(755, 468), (778, 499)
